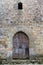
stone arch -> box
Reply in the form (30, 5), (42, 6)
(12, 31), (29, 59)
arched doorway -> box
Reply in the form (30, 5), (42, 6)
(13, 31), (29, 59)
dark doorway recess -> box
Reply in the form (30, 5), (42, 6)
(13, 31), (29, 59)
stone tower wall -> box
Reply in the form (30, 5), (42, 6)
(0, 0), (43, 58)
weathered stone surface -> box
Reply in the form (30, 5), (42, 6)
(0, 0), (43, 58)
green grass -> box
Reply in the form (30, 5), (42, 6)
(0, 55), (43, 64)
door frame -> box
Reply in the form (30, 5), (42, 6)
(12, 31), (29, 59)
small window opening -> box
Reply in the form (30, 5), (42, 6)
(18, 2), (23, 10)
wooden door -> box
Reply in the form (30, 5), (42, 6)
(13, 32), (29, 59)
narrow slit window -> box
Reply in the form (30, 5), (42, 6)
(18, 2), (23, 9)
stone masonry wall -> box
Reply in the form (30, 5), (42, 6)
(0, 0), (43, 58)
